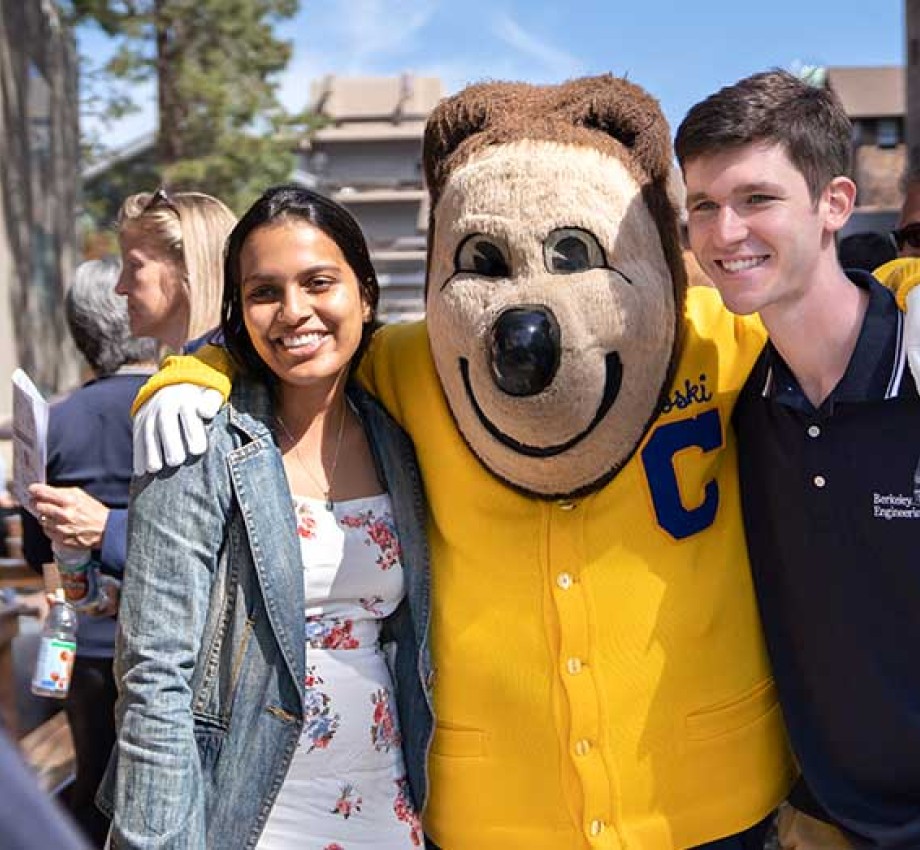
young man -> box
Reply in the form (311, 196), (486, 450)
(677, 70), (920, 849)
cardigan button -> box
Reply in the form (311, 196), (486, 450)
(589, 819), (605, 837)
(566, 657), (583, 675)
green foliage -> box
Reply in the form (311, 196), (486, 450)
(62, 0), (311, 218)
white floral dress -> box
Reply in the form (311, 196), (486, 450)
(257, 493), (423, 850)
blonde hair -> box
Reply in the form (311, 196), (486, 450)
(117, 190), (237, 343)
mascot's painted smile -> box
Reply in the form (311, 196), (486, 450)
(459, 351), (623, 458)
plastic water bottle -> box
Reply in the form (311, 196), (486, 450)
(31, 588), (78, 699)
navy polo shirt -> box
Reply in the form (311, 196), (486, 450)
(734, 270), (920, 846)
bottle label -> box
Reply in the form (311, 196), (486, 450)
(32, 637), (76, 694)
(56, 554), (94, 605)
(60, 564), (91, 604)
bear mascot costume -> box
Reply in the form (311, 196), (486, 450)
(130, 76), (797, 848)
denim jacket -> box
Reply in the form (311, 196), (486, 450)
(97, 377), (433, 849)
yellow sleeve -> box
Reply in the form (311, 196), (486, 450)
(683, 286), (768, 391)
(355, 331), (381, 397)
(131, 344), (236, 416)
(874, 257), (920, 311)
(353, 321), (432, 433)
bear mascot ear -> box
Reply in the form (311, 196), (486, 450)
(553, 74), (673, 183)
(423, 80), (535, 210)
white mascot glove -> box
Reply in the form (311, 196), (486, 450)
(133, 384), (224, 475)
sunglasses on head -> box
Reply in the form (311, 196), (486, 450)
(142, 187), (180, 218)
(891, 223), (920, 250)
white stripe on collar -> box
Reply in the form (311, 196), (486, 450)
(761, 312), (907, 400)
(885, 310), (906, 399)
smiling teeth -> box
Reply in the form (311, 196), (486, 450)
(720, 257), (765, 272)
(281, 332), (324, 349)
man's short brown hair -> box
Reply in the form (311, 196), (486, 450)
(675, 69), (852, 203)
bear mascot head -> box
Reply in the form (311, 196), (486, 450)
(422, 74), (687, 497)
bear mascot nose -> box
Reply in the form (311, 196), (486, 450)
(489, 306), (561, 397)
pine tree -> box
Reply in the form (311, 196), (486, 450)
(61, 0), (313, 216)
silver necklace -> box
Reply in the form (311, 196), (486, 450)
(276, 401), (347, 511)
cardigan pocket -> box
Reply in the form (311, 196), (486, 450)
(430, 722), (485, 758)
(685, 676), (779, 741)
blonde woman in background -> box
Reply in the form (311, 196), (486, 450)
(116, 188), (237, 350)
(30, 188), (237, 641)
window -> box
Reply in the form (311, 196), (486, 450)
(877, 118), (900, 149)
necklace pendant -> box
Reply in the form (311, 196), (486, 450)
(324, 492), (334, 512)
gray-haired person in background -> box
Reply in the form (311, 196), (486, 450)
(21, 258), (158, 847)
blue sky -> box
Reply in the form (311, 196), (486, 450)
(81, 0), (903, 149)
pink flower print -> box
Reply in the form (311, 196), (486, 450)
(341, 509), (402, 570)
(330, 783), (362, 819)
(303, 687), (340, 752)
(293, 500), (317, 539)
(370, 687), (401, 752)
(305, 617), (360, 650)
(393, 777), (423, 846)
(359, 595), (385, 616)
(323, 845), (344, 850)
(323, 620), (359, 649)
(304, 664), (323, 689)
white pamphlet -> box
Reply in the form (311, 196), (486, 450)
(11, 368), (48, 515)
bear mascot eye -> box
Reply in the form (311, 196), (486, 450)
(456, 234), (511, 278)
(543, 228), (607, 274)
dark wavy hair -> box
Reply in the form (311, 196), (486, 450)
(675, 69), (852, 204)
(221, 184), (380, 386)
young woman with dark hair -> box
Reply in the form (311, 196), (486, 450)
(101, 186), (432, 849)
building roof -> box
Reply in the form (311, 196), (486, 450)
(825, 66), (904, 119)
(332, 187), (426, 204)
(312, 120), (428, 143)
(81, 131), (155, 182)
(310, 74), (443, 123)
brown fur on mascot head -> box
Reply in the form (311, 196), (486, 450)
(423, 74), (687, 498)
